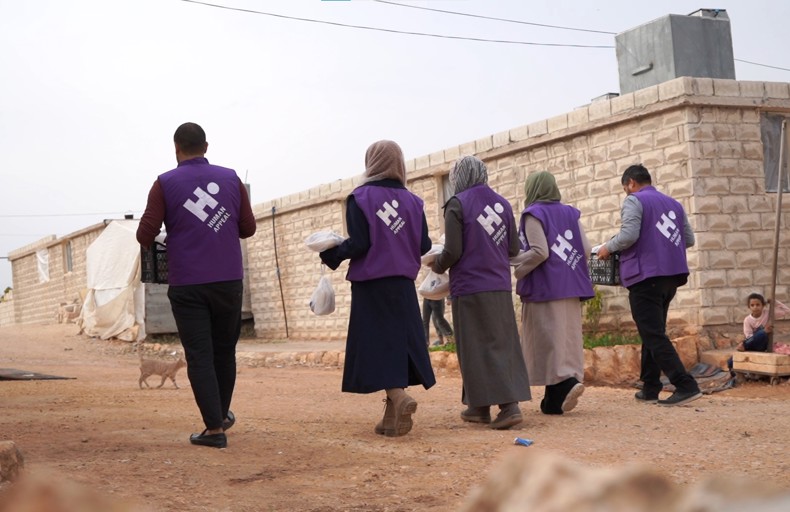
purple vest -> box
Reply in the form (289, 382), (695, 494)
(516, 202), (594, 302)
(449, 184), (515, 296)
(619, 186), (690, 288)
(158, 158), (243, 286)
(346, 184), (424, 282)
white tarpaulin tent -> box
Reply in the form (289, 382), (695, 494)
(77, 220), (145, 341)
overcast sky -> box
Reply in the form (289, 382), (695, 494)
(1, 0), (789, 292)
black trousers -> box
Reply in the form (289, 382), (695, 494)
(168, 280), (243, 430)
(628, 276), (699, 396)
(422, 298), (453, 342)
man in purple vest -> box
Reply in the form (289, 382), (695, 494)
(597, 164), (701, 407)
(137, 122), (256, 448)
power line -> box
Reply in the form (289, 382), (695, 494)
(372, 0), (616, 35)
(178, 0), (614, 48)
(0, 212), (141, 218)
(375, 1), (789, 72)
(0, 234), (54, 237)
(180, 1), (789, 71)
(735, 58), (790, 72)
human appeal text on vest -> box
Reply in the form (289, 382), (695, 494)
(551, 229), (584, 270)
(183, 182), (232, 233)
(477, 202), (507, 246)
(376, 199), (406, 234)
(656, 209), (683, 247)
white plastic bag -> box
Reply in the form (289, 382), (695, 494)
(305, 231), (345, 252)
(421, 243), (444, 266)
(309, 272), (335, 315)
(418, 270), (450, 300)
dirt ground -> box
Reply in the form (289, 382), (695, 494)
(1, 323), (790, 512)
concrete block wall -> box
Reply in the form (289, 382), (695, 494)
(246, 76), (790, 340)
(9, 224), (104, 325)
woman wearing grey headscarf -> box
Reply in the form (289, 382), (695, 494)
(320, 140), (436, 437)
(513, 171), (594, 415)
(431, 156), (531, 430)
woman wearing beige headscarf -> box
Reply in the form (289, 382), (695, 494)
(320, 140), (436, 437)
(513, 171), (594, 415)
(431, 156), (531, 430)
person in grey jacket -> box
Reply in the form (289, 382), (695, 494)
(597, 164), (701, 407)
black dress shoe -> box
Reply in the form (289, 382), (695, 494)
(190, 430), (227, 448)
(223, 410), (235, 431)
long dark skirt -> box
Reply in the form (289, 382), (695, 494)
(342, 277), (437, 394)
(452, 291), (531, 407)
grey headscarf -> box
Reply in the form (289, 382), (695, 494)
(363, 140), (406, 185)
(524, 171), (561, 207)
(450, 156), (488, 195)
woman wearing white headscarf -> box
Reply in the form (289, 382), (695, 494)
(431, 156), (531, 430)
(513, 171), (594, 414)
(320, 140), (436, 437)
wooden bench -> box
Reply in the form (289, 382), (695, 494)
(732, 351), (790, 385)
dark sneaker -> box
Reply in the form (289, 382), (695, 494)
(561, 383), (585, 413)
(489, 405), (523, 430)
(461, 406), (491, 424)
(634, 390), (659, 403)
(657, 390), (702, 407)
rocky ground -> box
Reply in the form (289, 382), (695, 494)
(1, 323), (789, 511)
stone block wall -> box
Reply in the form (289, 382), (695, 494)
(7, 77), (790, 340)
(8, 224), (104, 325)
(247, 76), (790, 340)
(0, 300), (13, 326)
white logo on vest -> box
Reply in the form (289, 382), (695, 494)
(656, 210), (682, 247)
(183, 182), (231, 233)
(551, 229), (583, 270)
(477, 203), (507, 245)
(376, 200), (406, 234)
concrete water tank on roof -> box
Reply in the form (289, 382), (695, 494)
(615, 9), (735, 94)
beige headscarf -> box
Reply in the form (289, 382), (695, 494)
(363, 140), (406, 185)
(450, 156), (488, 195)
(524, 171), (561, 207)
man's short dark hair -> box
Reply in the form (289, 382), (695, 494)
(174, 122), (206, 154)
(621, 164), (652, 186)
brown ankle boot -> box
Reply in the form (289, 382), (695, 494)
(374, 397), (394, 435)
(384, 388), (417, 437)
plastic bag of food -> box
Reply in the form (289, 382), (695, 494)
(309, 272), (335, 315)
(421, 243), (444, 266)
(418, 270), (450, 300)
(305, 231), (345, 252)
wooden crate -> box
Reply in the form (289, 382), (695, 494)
(732, 352), (790, 382)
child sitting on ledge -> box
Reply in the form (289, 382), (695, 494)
(728, 293), (790, 372)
